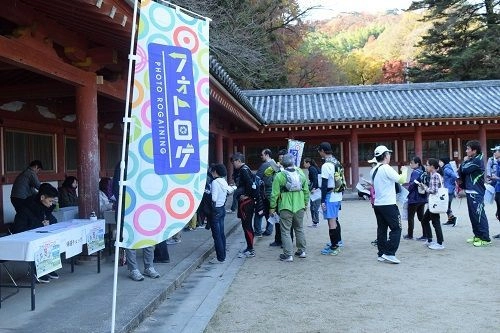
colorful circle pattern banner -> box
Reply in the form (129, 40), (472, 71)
(124, 0), (209, 249)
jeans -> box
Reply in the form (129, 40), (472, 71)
(466, 193), (490, 241)
(279, 209), (306, 256)
(310, 198), (321, 224)
(126, 246), (154, 271)
(210, 206), (226, 261)
(374, 204), (401, 257)
(422, 209), (443, 244)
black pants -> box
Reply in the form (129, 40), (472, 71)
(374, 204), (401, 257)
(154, 240), (170, 261)
(422, 209), (443, 244)
(407, 202), (425, 238)
(238, 198), (255, 250)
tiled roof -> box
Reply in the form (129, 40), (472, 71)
(243, 80), (500, 125)
(208, 56), (264, 123)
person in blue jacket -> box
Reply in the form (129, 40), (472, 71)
(458, 140), (490, 247)
(489, 145), (500, 239)
(439, 157), (459, 226)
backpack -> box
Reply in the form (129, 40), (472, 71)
(328, 160), (346, 193)
(282, 168), (303, 192)
(253, 174), (266, 201)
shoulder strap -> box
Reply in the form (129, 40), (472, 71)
(371, 164), (382, 182)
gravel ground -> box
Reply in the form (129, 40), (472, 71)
(205, 199), (500, 333)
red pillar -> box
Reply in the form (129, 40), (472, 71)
(415, 126), (423, 158)
(350, 130), (359, 189)
(479, 125), (487, 164)
(215, 133), (223, 163)
(226, 137), (234, 182)
(75, 80), (100, 219)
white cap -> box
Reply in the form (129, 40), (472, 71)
(367, 157), (377, 164)
(374, 145), (393, 157)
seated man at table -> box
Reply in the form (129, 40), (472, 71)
(12, 183), (59, 283)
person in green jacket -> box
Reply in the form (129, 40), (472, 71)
(269, 154), (310, 262)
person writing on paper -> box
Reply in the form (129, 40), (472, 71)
(418, 158), (445, 250)
(12, 183), (59, 283)
(370, 145), (407, 264)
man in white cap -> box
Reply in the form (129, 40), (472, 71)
(370, 145), (407, 264)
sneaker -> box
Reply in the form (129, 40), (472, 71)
(442, 221), (454, 226)
(35, 275), (50, 283)
(209, 258), (225, 264)
(424, 240), (434, 247)
(493, 234), (500, 239)
(308, 223), (318, 228)
(262, 231), (272, 236)
(279, 254), (293, 262)
(321, 247), (340, 256)
(226, 209), (234, 214)
(371, 239), (378, 246)
(416, 236), (427, 241)
(129, 269), (144, 281)
(294, 250), (307, 258)
(144, 267), (160, 278)
(238, 249), (255, 258)
(466, 236), (480, 243)
(153, 258), (170, 263)
(428, 243), (445, 250)
(377, 256), (385, 262)
(166, 239), (181, 245)
(337, 240), (344, 247)
(48, 271), (59, 279)
(269, 241), (282, 247)
(381, 254), (400, 264)
(473, 239), (492, 247)
(254, 232), (263, 238)
(403, 235), (413, 240)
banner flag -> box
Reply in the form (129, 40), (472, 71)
(123, 0), (210, 249)
(287, 139), (305, 167)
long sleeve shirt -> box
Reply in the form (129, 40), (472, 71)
(11, 168), (41, 199)
(459, 153), (485, 195)
(211, 177), (230, 208)
(269, 167), (310, 213)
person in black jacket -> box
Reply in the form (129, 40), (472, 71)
(231, 152), (263, 258)
(12, 183), (59, 283)
(12, 183), (58, 234)
(458, 140), (491, 247)
(303, 158), (321, 227)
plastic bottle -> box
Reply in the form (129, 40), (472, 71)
(89, 211), (97, 221)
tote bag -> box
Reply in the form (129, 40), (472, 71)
(428, 175), (449, 214)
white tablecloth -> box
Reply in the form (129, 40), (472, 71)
(0, 219), (104, 261)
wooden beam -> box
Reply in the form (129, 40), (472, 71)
(0, 35), (93, 86)
(0, 83), (74, 99)
(97, 79), (126, 101)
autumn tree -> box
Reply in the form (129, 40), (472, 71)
(408, 0), (500, 82)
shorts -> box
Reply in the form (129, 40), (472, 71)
(323, 199), (341, 219)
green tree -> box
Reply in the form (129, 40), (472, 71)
(408, 0), (500, 82)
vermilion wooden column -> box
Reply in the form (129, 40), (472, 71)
(414, 126), (423, 158)
(215, 133), (223, 163)
(350, 131), (359, 189)
(75, 80), (100, 219)
(479, 125), (487, 164)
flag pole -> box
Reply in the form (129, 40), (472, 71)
(110, 0), (139, 332)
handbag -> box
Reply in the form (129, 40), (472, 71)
(428, 175), (449, 214)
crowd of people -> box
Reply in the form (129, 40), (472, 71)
(7, 139), (499, 283)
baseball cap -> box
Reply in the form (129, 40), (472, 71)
(374, 145), (393, 157)
(317, 142), (332, 152)
(367, 157), (377, 164)
(490, 145), (500, 152)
